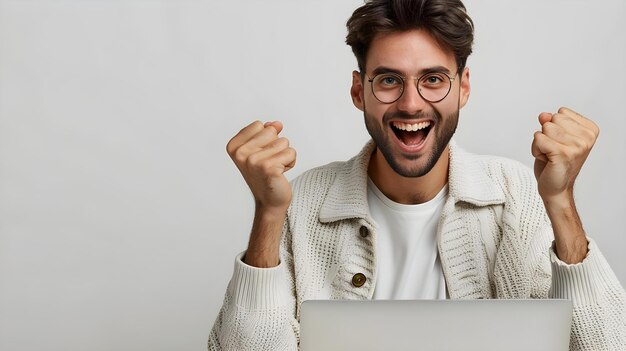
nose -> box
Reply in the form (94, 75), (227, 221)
(396, 79), (427, 115)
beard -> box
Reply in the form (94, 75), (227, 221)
(364, 107), (459, 178)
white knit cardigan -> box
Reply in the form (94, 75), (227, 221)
(209, 140), (626, 351)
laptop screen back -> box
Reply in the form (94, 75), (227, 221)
(300, 299), (573, 351)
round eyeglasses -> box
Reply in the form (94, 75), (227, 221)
(367, 71), (457, 104)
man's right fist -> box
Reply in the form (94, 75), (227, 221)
(226, 120), (296, 214)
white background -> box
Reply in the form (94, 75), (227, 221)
(0, 1), (624, 350)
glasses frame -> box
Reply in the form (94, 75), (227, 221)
(366, 70), (458, 104)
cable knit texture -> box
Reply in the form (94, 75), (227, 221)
(208, 140), (626, 351)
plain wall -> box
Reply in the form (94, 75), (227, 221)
(0, 0), (624, 350)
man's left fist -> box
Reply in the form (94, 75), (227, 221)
(531, 107), (599, 203)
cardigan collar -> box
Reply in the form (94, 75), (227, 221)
(318, 139), (506, 223)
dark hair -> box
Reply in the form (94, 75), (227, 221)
(346, 0), (474, 75)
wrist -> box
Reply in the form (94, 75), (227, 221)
(541, 190), (575, 214)
(255, 201), (289, 220)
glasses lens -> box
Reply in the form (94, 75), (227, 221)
(418, 73), (451, 102)
(372, 74), (403, 103)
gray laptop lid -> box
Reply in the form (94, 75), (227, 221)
(300, 299), (573, 351)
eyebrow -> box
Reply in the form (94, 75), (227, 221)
(371, 65), (452, 76)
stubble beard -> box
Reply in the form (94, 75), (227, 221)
(364, 107), (459, 178)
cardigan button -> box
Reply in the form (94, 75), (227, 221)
(359, 226), (369, 238)
(352, 273), (366, 287)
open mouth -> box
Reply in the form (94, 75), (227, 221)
(391, 120), (433, 147)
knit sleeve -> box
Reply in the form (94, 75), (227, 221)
(208, 225), (299, 351)
(548, 238), (626, 350)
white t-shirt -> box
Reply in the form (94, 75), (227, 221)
(367, 178), (448, 300)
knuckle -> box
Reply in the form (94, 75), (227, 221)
(234, 144), (248, 158)
(266, 125), (279, 136)
(245, 152), (259, 167)
(275, 137), (289, 148)
(542, 122), (556, 134)
(556, 114), (572, 125)
(259, 128), (277, 142)
(260, 160), (274, 174)
(250, 120), (264, 131)
(583, 128), (597, 143)
(227, 135), (244, 156)
(573, 137), (585, 149)
(234, 148), (247, 163)
(558, 106), (568, 114)
(553, 125), (565, 137)
(239, 120), (261, 135)
(574, 140), (586, 153)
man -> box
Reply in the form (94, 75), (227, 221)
(208, 0), (626, 350)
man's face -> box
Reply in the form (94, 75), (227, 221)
(350, 29), (470, 177)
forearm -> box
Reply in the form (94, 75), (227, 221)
(543, 192), (588, 264)
(243, 206), (287, 268)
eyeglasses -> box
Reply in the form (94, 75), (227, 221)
(367, 71), (457, 104)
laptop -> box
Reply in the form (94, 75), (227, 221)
(300, 299), (573, 351)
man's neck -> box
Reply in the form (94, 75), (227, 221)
(368, 146), (450, 205)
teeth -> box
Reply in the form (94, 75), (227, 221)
(392, 121), (431, 131)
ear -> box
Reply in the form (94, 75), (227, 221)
(458, 67), (471, 109)
(350, 70), (365, 111)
